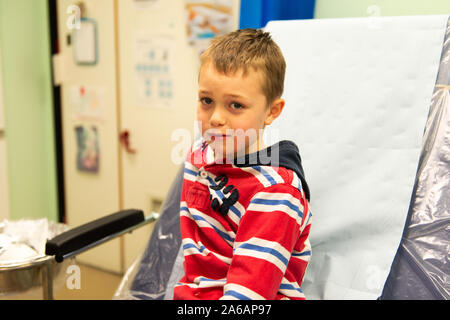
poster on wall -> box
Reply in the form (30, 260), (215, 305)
(134, 32), (175, 109)
(75, 125), (100, 173)
(70, 85), (105, 122)
(185, 0), (234, 55)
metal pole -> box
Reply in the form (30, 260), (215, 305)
(42, 261), (54, 300)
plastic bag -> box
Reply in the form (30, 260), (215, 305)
(381, 16), (450, 300)
(114, 165), (184, 300)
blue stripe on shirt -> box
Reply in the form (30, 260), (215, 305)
(252, 166), (277, 185)
(191, 214), (234, 243)
(279, 283), (303, 293)
(181, 205), (235, 243)
(292, 250), (311, 257)
(250, 198), (303, 219)
(183, 242), (206, 253)
(238, 243), (289, 267)
(184, 168), (198, 176)
(223, 290), (252, 300)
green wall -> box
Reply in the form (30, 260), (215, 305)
(0, 0), (58, 221)
(315, 0), (450, 18)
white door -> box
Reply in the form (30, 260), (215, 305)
(56, 0), (122, 273)
(116, 0), (197, 269)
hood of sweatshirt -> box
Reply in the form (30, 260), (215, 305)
(232, 140), (311, 201)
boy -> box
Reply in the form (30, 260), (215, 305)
(173, 29), (312, 300)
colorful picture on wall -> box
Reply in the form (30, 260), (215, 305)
(185, 0), (234, 54)
(75, 125), (100, 173)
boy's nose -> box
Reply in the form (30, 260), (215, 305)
(209, 108), (226, 128)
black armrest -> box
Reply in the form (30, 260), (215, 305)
(46, 209), (144, 263)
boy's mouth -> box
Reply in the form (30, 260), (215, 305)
(205, 132), (232, 142)
(211, 134), (230, 140)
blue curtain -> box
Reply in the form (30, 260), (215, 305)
(239, 0), (315, 29)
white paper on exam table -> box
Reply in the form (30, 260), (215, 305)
(264, 15), (448, 299)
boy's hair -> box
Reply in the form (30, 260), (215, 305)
(200, 28), (286, 104)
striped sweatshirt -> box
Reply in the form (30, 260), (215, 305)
(173, 140), (312, 300)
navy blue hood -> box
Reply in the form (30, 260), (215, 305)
(232, 140), (311, 201)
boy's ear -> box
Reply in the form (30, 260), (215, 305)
(264, 98), (285, 126)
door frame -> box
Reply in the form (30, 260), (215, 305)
(48, 0), (66, 223)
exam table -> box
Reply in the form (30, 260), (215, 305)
(113, 15), (450, 300)
(114, 14), (450, 300)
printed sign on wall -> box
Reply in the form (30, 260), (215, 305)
(134, 32), (175, 109)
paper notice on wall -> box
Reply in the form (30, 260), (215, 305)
(134, 32), (175, 109)
(70, 85), (105, 122)
(185, 0), (234, 54)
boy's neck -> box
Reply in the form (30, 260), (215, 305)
(246, 136), (267, 155)
(211, 136), (267, 164)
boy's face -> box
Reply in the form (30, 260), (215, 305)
(197, 62), (284, 160)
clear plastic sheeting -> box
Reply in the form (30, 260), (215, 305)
(0, 219), (66, 266)
(381, 17), (450, 300)
(114, 165), (184, 300)
(0, 218), (70, 297)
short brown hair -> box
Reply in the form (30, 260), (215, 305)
(200, 28), (286, 104)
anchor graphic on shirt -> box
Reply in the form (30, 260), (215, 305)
(209, 174), (239, 215)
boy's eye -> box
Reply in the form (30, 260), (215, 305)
(230, 102), (244, 110)
(200, 97), (213, 105)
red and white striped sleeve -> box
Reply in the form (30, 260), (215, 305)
(220, 182), (309, 300)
